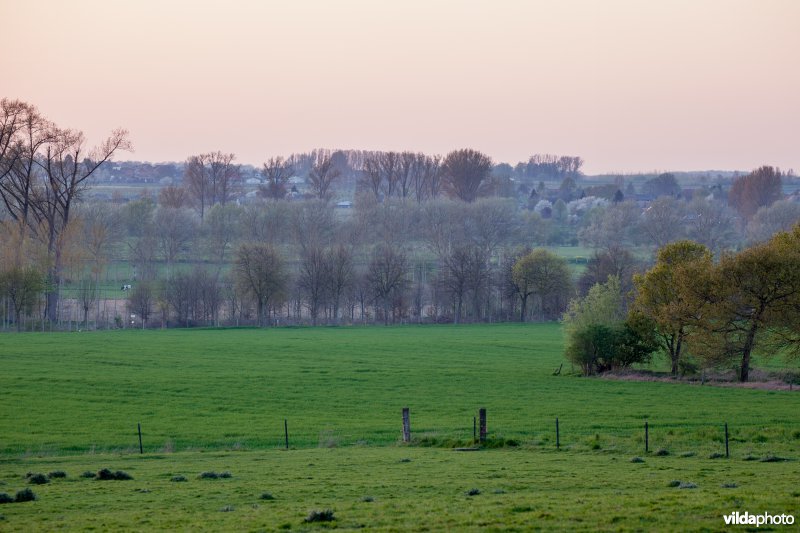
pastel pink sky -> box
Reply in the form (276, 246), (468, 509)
(2, 0), (798, 174)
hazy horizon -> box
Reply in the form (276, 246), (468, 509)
(3, 0), (798, 175)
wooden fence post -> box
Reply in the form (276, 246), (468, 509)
(479, 408), (487, 443)
(556, 417), (560, 449)
(724, 422), (729, 458)
(645, 421), (649, 453)
(284, 419), (289, 450)
(138, 422), (143, 454)
(402, 407), (411, 443)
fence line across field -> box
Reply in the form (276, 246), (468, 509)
(115, 411), (755, 459)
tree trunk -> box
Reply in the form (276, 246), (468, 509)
(519, 294), (528, 322)
(739, 324), (759, 382)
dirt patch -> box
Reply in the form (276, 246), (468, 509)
(598, 371), (797, 391)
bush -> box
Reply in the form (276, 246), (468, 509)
(466, 488), (481, 496)
(27, 474), (49, 485)
(14, 488), (36, 502)
(80, 471), (96, 478)
(667, 480), (681, 487)
(218, 471), (232, 479)
(198, 472), (219, 479)
(655, 449), (670, 456)
(260, 492), (275, 501)
(722, 482), (738, 488)
(170, 475), (188, 482)
(630, 457), (645, 463)
(47, 471), (67, 479)
(360, 496), (373, 502)
(96, 469), (132, 481)
(678, 482), (697, 489)
(760, 454), (788, 463)
(708, 452), (726, 459)
(304, 509), (335, 523)
(0, 493), (13, 504)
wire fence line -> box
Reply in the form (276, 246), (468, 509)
(6, 413), (795, 458)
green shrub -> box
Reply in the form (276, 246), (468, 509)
(14, 488), (36, 503)
(47, 471), (67, 479)
(304, 509), (335, 523)
(27, 474), (49, 485)
(96, 469), (132, 480)
(0, 493), (13, 504)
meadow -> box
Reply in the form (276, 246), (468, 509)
(0, 324), (798, 530)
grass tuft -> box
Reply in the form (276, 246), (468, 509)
(170, 475), (188, 482)
(47, 471), (67, 479)
(14, 488), (37, 503)
(630, 457), (645, 463)
(708, 452), (726, 459)
(466, 488), (481, 496)
(80, 471), (96, 478)
(304, 509), (335, 523)
(27, 473), (49, 485)
(667, 480), (681, 487)
(678, 482), (698, 489)
(260, 492), (275, 501)
(721, 482), (738, 488)
(760, 454), (788, 462)
(96, 469), (132, 481)
(654, 449), (670, 456)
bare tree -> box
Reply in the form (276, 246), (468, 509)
(158, 185), (188, 208)
(686, 197), (739, 254)
(184, 152), (240, 220)
(307, 150), (341, 201)
(127, 281), (156, 328)
(259, 156), (294, 200)
(154, 207), (195, 268)
(326, 245), (354, 324)
(639, 196), (686, 249)
(234, 243), (287, 326)
(36, 126), (132, 321)
(367, 245), (409, 325)
(439, 245), (489, 323)
(360, 152), (384, 201)
(297, 246), (328, 325)
(442, 148), (492, 202)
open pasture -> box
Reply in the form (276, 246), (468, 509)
(1, 324), (797, 455)
(1, 324), (798, 530)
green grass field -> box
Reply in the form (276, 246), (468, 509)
(1, 324), (798, 530)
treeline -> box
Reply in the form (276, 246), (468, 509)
(563, 228), (800, 382)
(2, 97), (800, 364)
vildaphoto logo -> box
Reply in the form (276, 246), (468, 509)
(723, 511), (795, 527)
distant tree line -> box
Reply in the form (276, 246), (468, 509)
(3, 96), (800, 382)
